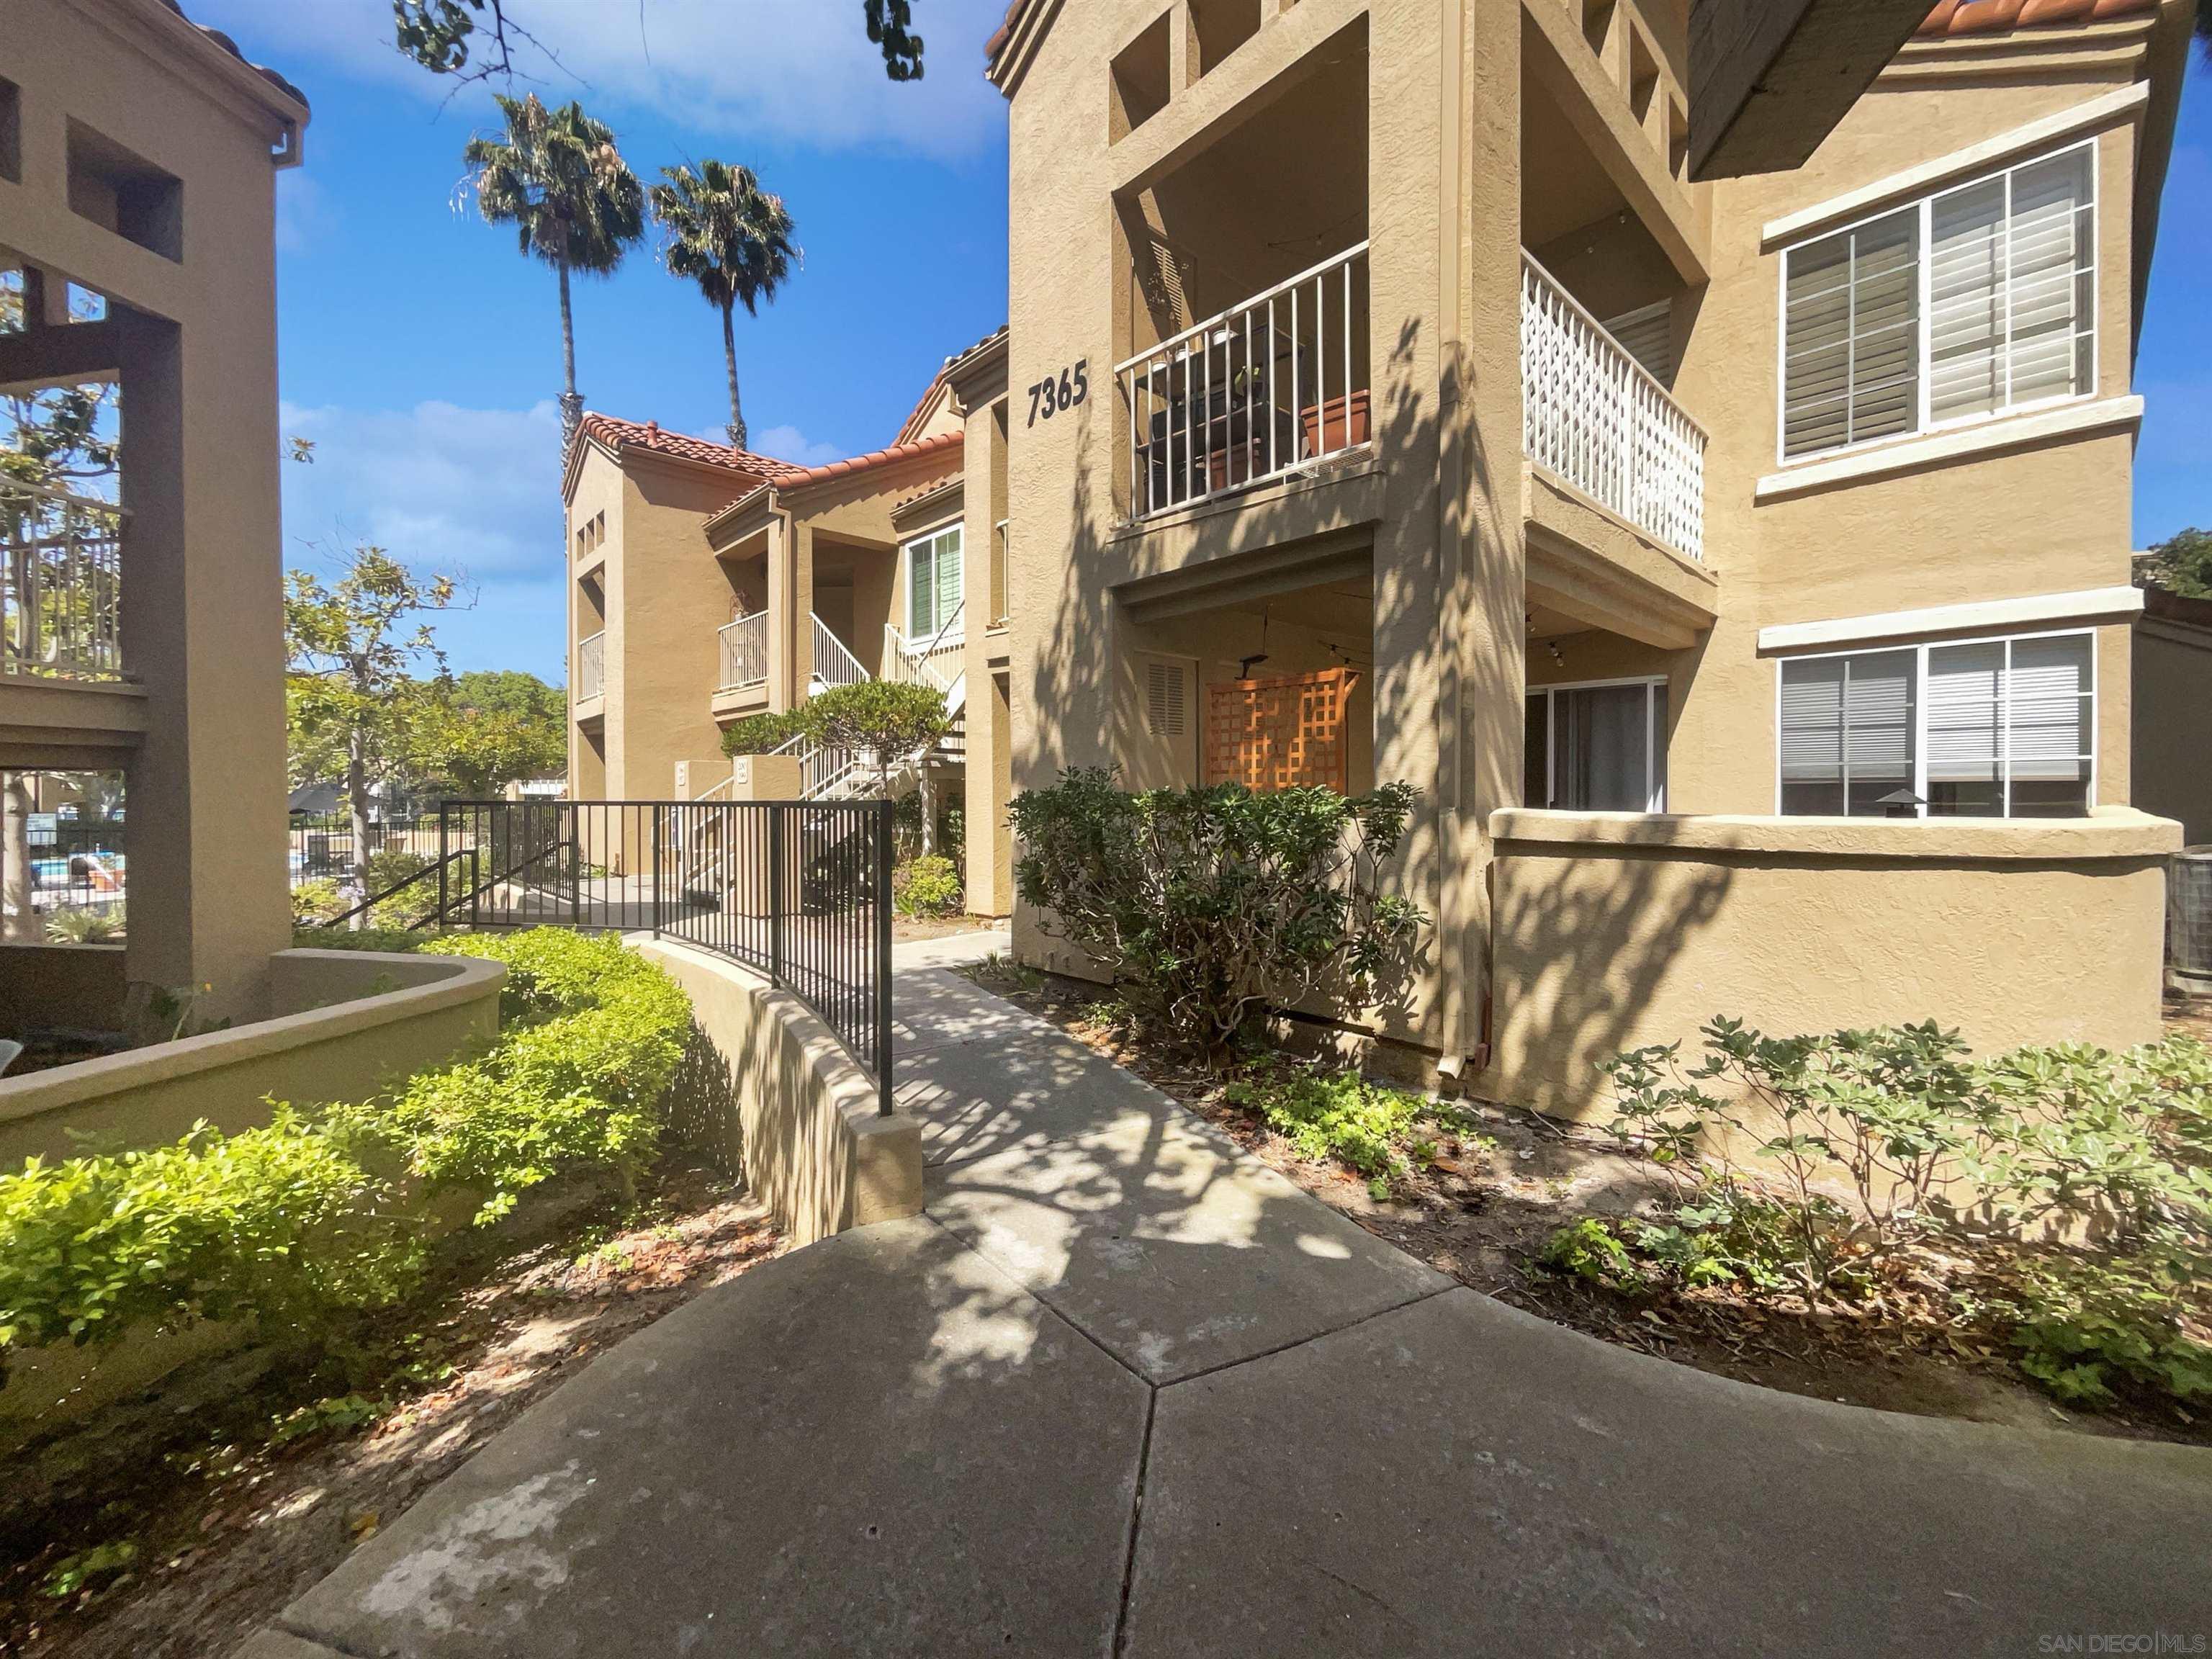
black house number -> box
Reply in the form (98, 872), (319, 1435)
(1026, 360), (1089, 426)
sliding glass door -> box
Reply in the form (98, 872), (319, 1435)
(1525, 679), (1669, 812)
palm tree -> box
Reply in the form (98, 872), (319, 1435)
(463, 95), (645, 446)
(649, 160), (799, 451)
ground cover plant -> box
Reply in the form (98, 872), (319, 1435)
(1010, 769), (1424, 1069)
(1557, 1019), (2212, 1413)
(0, 929), (690, 1388)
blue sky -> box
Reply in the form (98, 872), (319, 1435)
(194, 3), (2210, 684)
(192, 0), (1014, 682)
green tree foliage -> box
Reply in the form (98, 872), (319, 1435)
(719, 681), (949, 801)
(0, 277), (116, 503)
(393, 1), (926, 83)
(2139, 526), (2212, 601)
(418, 669), (567, 797)
(284, 547), (465, 915)
(462, 94), (644, 443)
(649, 161), (799, 451)
(1010, 770), (1426, 1068)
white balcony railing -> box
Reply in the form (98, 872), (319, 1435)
(811, 613), (868, 693)
(577, 629), (605, 701)
(2, 481), (125, 680)
(719, 611), (769, 691)
(1520, 251), (1706, 562)
(1118, 241), (1372, 521)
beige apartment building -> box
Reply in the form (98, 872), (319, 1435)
(1, 0), (305, 1025)
(981, 0), (2203, 1110)
(565, 350), (1020, 905)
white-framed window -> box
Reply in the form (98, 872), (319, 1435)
(1775, 629), (2095, 819)
(904, 523), (963, 642)
(1524, 677), (1669, 812)
(1779, 140), (2097, 463)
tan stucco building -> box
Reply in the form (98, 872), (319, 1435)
(564, 361), (1017, 902)
(1, 0), (305, 1025)
(980, 0), (2203, 1110)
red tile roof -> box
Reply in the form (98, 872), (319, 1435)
(575, 413), (802, 482)
(1915, 0), (2158, 34)
(713, 431), (966, 523)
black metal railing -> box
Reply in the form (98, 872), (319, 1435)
(426, 799), (895, 1112)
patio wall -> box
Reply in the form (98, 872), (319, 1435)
(0, 941), (128, 1033)
(1483, 807), (2180, 1118)
(0, 948), (503, 1166)
(637, 935), (921, 1246)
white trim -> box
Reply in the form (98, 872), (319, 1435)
(1759, 82), (2148, 249)
(1771, 628), (2098, 819)
(1756, 394), (2142, 502)
(1759, 586), (2142, 656)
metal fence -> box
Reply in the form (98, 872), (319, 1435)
(359, 799), (896, 1110)
(288, 814), (443, 886)
(2, 480), (127, 680)
(25, 813), (127, 917)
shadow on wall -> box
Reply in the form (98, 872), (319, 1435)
(666, 1017), (745, 1179)
(1023, 310), (1531, 1051)
(1485, 842), (1732, 1115)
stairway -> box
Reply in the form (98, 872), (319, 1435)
(785, 606), (968, 805)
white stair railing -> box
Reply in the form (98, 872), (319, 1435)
(811, 613), (870, 692)
(1520, 251), (1706, 562)
(718, 611), (768, 690)
(884, 601), (964, 698)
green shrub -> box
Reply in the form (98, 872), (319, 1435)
(45, 904), (124, 945)
(1542, 1218), (1637, 1287)
(365, 847), (437, 929)
(291, 879), (346, 926)
(0, 1110), (410, 1368)
(1603, 1020), (2212, 1297)
(1992, 1245), (2212, 1408)
(894, 854), (963, 917)
(1226, 1064), (1462, 1199)
(721, 707), (801, 757)
(1010, 769), (1425, 1068)
(0, 929), (693, 1382)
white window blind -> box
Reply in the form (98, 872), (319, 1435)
(1779, 631), (2092, 818)
(1781, 142), (2096, 462)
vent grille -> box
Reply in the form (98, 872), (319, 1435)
(2171, 848), (2212, 984)
(1146, 658), (1187, 737)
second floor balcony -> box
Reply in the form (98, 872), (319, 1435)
(576, 628), (605, 705)
(1520, 252), (1706, 564)
(1118, 242), (1372, 522)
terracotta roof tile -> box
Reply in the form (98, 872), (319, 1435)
(575, 413), (803, 481)
(713, 431), (966, 522)
(1916, 0), (2159, 35)
(162, 0), (310, 108)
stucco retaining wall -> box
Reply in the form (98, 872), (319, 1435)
(634, 936), (922, 1246)
(0, 942), (129, 1033)
(1483, 807), (2181, 1118)
(0, 948), (503, 1166)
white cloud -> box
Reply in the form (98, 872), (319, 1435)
(278, 399), (569, 679)
(746, 423), (845, 467)
(274, 171), (334, 255)
(192, 0), (1010, 160)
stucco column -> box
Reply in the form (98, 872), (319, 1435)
(1446, 0), (1529, 1063)
(114, 307), (289, 1023)
(963, 406), (1012, 916)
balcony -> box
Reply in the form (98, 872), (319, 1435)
(1520, 251), (1706, 562)
(576, 629), (605, 704)
(3, 482), (125, 680)
(719, 611), (769, 692)
(1118, 242), (1371, 521)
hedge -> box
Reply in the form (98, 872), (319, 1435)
(0, 930), (692, 1385)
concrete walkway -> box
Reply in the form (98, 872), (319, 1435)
(241, 932), (2212, 1658)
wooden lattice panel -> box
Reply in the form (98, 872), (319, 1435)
(1205, 667), (1359, 792)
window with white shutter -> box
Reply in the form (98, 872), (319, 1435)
(1780, 141), (2096, 462)
(1777, 630), (2093, 818)
(903, 526), (964, 641)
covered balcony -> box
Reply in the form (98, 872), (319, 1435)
(4, 482), (125, 681)
(1112, 16), (1369, 525)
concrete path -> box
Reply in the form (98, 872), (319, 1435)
(240, 937), (2212, 1658)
